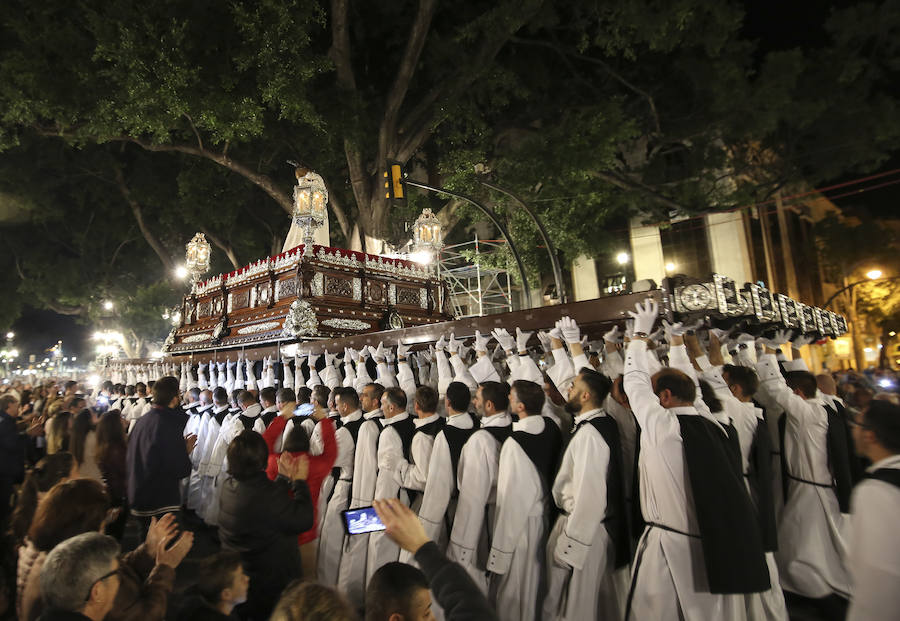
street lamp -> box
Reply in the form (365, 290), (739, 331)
(866, 269), (883, 280)
(174, 265), (189, 280)
(5, 332), (13, 340)
(292, 168), (328, 257)
(103, 300), (114, 311)
(665, 262), (677, 273)
(185, 232), (212, 285)
(616, 252), (630, 265)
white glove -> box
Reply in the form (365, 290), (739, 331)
(397, 341), (410, 359)
(435, 335), (447, 352)
(515, 327), (534, 352)
(624, 319), (635, 341)
(421, 346), (434, 364)
(358, 347), (371, 361)
(556, 316), (581, 345)
(308, 353), (321, 368)
(662, 320), (687, 340)
(536, 331), (552, 353)
(736, 333), (756, 348)
(603, 325), (622, 344)
(324, 350), (337, 366)
(473, 330), (490, 353)
(491, 328), (515, 353)
(758, 329), (791, 349)
(791, 334), (815, 348)
(548, 326), (563, 341)
(372, 342), (386, 361)
(627, 298), (659, 335)
(447, 333), (462, 355)
(710, 328), (731, 342)
(343, 348), (353, 363)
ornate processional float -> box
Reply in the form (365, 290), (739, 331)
(164, 169), (454, 358)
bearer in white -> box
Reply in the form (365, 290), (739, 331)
(543, 367), (630, 621)
(488, 380), (562, 621)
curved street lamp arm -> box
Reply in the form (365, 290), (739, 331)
(403, 179), (533, 309)
(477, 179), (567, 304)
(823, 275), (900, 309)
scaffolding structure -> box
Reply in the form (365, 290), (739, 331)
(439, 236), (515, 318)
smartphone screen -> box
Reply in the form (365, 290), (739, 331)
(341, 506), (386, 535)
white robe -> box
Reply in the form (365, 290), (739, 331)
(487, 415), (548, 621)
(196, 406), (228, 522)
(202, 412), (241, 526)
(623, 340), (747, 621)
(755, 353), (850, 599)
(317, 409), (362, 586)
(366, 413), (412, 582)
(544, 408), (628, 621)
(337, 409), (383, 608)
(448, 412), (511, 593)
(412, 412), (475, 560)
(187, 404), (214, 510)
(847, 455), (900, 621)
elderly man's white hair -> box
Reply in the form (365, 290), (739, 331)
(40, 532), (119, 612)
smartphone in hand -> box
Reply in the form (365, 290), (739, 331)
(341, 506), (386, 535)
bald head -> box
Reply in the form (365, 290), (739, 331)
(200, 389), (213, 405)
(816, 373), (836, 397)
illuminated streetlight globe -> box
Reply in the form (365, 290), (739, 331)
(866, 269), (883, 280)
(616, 252), (630, 266)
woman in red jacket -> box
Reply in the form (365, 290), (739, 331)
(266, 404), (336, 580)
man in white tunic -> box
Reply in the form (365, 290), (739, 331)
(488, 380), (561, 621)
(544, 367), (630, 621)
(623, 299), (768, 621)
(449, 381), (513, 593)
(755, 332), (851, 616)
(337, 382), (385, 607)
(389, 385), (444, 515)
(367, 386), (415, 581)
(847, 399), (900, 621)
(317, 386), (364, 586)
(196, 387), (231, 523)
(414, 382), (476, 556)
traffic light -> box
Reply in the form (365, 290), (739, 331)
(384, 160), (406, 203)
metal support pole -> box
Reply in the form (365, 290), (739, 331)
(404, 179), (532, 309)
(477, 179), (568, 304)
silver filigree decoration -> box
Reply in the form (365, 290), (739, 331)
(419, 288), (428, 309)
(322, 318), (371, 331)
(353, 278), (362, 301)
(183, 333), (212, 343)
(281, 299), (318, 338)
(236, 321), (281, 335)
(312, 272), (324, 297)
(163, 329), (176, 351)
(388, 283), (397, 305)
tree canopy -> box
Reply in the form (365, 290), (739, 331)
(0, 0), (898, 354)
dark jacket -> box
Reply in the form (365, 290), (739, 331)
(176, 596), (236, 621)
(414, 541), (498, 621)
(126, 405), (191, 516)
(106, 543), (175, 621)
(218, 472), (313, 620)
(0, 412), (25, 511)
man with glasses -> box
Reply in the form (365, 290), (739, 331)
(38, 531), (120, 621)
(847, 400), (900, 621)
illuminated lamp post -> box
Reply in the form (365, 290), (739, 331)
(292, 168), (328, 257)
(410, 208), (443, 270)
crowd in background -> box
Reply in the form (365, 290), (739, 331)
(0, 305), (899, 621)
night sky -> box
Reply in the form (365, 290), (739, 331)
(7, 0), (900, 367)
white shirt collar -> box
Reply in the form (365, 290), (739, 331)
(198, 403), (215, 413)
(365, 408), (384, 420)
(261, 405), (278, 414)
(415, 413), (440, 428)
(383, 412), (410, 426)
(867, 454), (900, 472)
(573, 408), (605, 426)
(213, 405), (229, 414)
(242, 403), (262, 418)
(341, 409), (363, 424)
(513, 414), (545, 433)
(480, 412), (512, 428)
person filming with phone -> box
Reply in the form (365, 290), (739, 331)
(218, 429), (313, 621)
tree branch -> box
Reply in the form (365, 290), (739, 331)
(113, 166), (176, 272)
(45, 301), (86, 316)
(394, 1), (545, 164)
(330, 0), (356, 91)
(201, 228), (241, 270)
(510, 35), (662, 135)
(323, 179), (353, 242)
(589, 169), (685, 212)
(183, 113), (204, 151)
